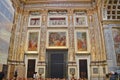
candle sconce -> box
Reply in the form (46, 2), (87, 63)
(70, 68), (75, 79)
(38, 68), (44, 79)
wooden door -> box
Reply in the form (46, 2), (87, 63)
(27, 59), (36, 78)
(46, 50), (68, 78)
(79, 59), (88, 79)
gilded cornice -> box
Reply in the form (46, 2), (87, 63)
(11, 0), (21, 9)
(11, 0), (24, 13)
(19, 0), (92, 4)
(102, 20), (120, 25)
(11, 0), (94, 12)
(24, 3), (92, 9)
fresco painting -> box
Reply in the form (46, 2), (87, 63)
(28, 32), (39, 51)
(112, 28), (120, 65)
(30, 18), (40, 26)
(76, 32), (87, 51)
(48, 32), (66, 47)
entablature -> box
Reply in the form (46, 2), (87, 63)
(19, 0), (92, 4)
(11, 0), (93, 12)
(102, 20), (120, 25)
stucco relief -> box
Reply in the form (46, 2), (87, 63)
(68, 27), (74, 47)
(69, 15), (73, 27)
(89, 29), (96, 61)
(68, 27), (75, 61)
(68, 13), (74, 61)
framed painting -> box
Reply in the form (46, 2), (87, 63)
(28, 16), (41, 27)
(116, 54), (120, 66)
(47, 16), (68, 27)
(75, 30), (90, 53)
(46, 30), (68, 49)
(26, 30), (40, 53)
(112, 28), (120, 65)
(70, 68), (75, 75)
(93, 68), (98, 74)
(74, 16), (88, 27)
(38, 68), (44, 74)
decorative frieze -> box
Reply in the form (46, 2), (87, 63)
(48, 10), (67, 16)
(25, 3), (92, 9)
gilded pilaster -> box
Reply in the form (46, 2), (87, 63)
(93, 6), (106, 62)
(97, 3), (107, 62)
(18, 10), (29, 61)
(12, 6), (24, 62)
(89, 5), (106, 64)
(8, 7), (19, 61)
(93, 9), (102, 62)
(68, 9), (75, 61)
(8, 24), (16, 61)
(8, 3), (25, 79)
(87, 9), (97, 61)
(39, 9), (48, 61)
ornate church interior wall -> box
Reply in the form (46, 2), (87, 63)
(7, 0), (120, 79)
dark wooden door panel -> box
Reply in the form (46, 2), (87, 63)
(79, 59), (88, 79)
(46, 50), (68, 78)
(27, 59), (35, 78)
(51, 53), (64, 78)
